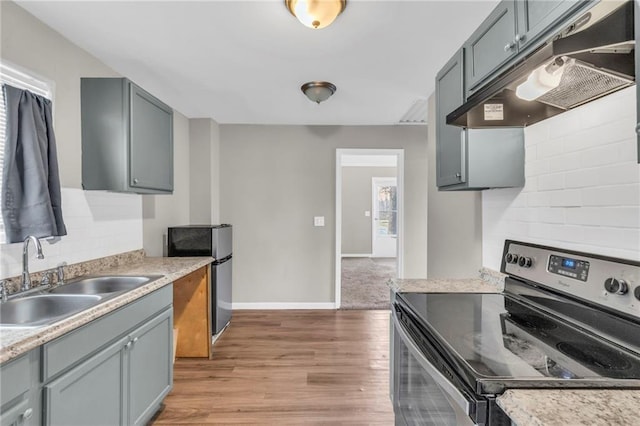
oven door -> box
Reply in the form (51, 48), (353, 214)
(392, 313), (480, 426)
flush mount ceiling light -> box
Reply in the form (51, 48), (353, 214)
(301, 81), (337, 104)
(285, 0), (347, 29)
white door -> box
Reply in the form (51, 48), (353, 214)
(372, 177), (397, 258)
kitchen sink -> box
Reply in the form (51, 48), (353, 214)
(49, 275), (160, 295)
(0, 294), (102, 328)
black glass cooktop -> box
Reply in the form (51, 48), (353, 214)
(396, 292), (640, 394)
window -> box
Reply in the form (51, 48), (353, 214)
(0, 61), (54, 243)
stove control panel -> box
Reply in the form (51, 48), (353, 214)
(548, 255), (589, 281)
(501, 240), (640, 318)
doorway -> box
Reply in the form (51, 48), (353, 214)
(335, 149), (404, 310)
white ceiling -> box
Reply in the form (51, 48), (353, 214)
(16, 0), (499, 125)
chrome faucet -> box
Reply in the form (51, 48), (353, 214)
(22, 235), (44, 291)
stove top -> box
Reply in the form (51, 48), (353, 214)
(394, 240), (640, 395)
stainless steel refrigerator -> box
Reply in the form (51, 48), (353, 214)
(167, 224), (232, 336)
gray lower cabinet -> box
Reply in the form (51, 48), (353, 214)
(43, 336), (128, 426)
(0, 350), (40, 426)
(81, 77), (174, 194)
(41, 285), (173, 426)
(436, 49), (525, 191)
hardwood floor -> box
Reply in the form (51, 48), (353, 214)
(151, 310), (394, 425)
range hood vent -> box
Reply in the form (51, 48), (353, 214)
(447, 1), (635, 128)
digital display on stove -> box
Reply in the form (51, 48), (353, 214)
(548, 255), (589, 281)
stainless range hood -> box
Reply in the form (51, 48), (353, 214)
(447, 1), (635, 128)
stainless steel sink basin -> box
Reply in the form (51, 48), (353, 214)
(0, 294), (102, 328)
(49, 275), (160, 295)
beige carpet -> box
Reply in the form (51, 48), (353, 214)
(340, 257), (396, 310)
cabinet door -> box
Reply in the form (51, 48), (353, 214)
(464, 0), (517, 93)
(515, 0), (585, 50)
(129, 83), (174, 192)
(436, 49), (466, 188)
(43, 337), (128, 426)
(127, 308), (173, 426)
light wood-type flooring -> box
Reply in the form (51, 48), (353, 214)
(151, 310), (394, 425)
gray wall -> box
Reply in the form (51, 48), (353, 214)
(1, 1), (118, 188)
(142, 112), (191, 256)
(341, 166), (396, 255)
(2, 1), (194, 257)
(426, 94), (482, 278)
(189, 118), (221, 225)
(220, 125), (428, 304)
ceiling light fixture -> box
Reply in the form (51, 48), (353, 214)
(301, 81), (337, 104)
(285, 0), (347, 29)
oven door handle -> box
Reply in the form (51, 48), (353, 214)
(393, 313), (472, 416)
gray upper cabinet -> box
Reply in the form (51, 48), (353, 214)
(436, 49), (466, 187)
(436, 50), (525, 191)
(464, 0), (517, 95)
(465, 0), (589, 97)
(515, 0), (585, 50)
(81, 78), (174, 194)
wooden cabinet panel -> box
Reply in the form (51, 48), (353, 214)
(173, 266), (211, 358)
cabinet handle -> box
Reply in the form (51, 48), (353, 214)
(504, 42), (515, 52)
(515, 34), (525, 43)
(456, 172), (462, 179)
(635, 123), (640, 134)
(125, 341), (132, 350)
(132, 337), (139, 344)
(23, 408), (33, 420)
(133, 178), (139, 184)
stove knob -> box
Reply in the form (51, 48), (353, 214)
(505, 253), (519, 264)
(518, 256), (533, 268)
(635, 286), (640, 301)
(604, 278), (628, 295)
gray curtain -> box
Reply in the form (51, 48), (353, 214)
(2, 84), (67, 243)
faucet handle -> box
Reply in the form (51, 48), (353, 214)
(57, 263), (66, 285)
(41, 271), (53, 286)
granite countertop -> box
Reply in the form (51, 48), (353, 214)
(0, 256), (212, 364)
(498, 389), (640, 426)
(391, 269), (639, 426)
(388, 267), (506, 293)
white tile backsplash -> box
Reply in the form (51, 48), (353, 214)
(0, 188), (143, 279)
(483, 87), (640, 270)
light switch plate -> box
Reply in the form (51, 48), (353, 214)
(365, 211), (371, 217)
(314, 216), (325, 227)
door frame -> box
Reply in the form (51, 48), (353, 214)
(371, 177), (398, 258)
(335, 148), (405, 309)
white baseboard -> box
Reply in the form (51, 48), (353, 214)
(341, 253), (372, 258)
(232, 302), (337, 310)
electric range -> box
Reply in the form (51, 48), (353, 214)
(391, 240), (640, 425)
